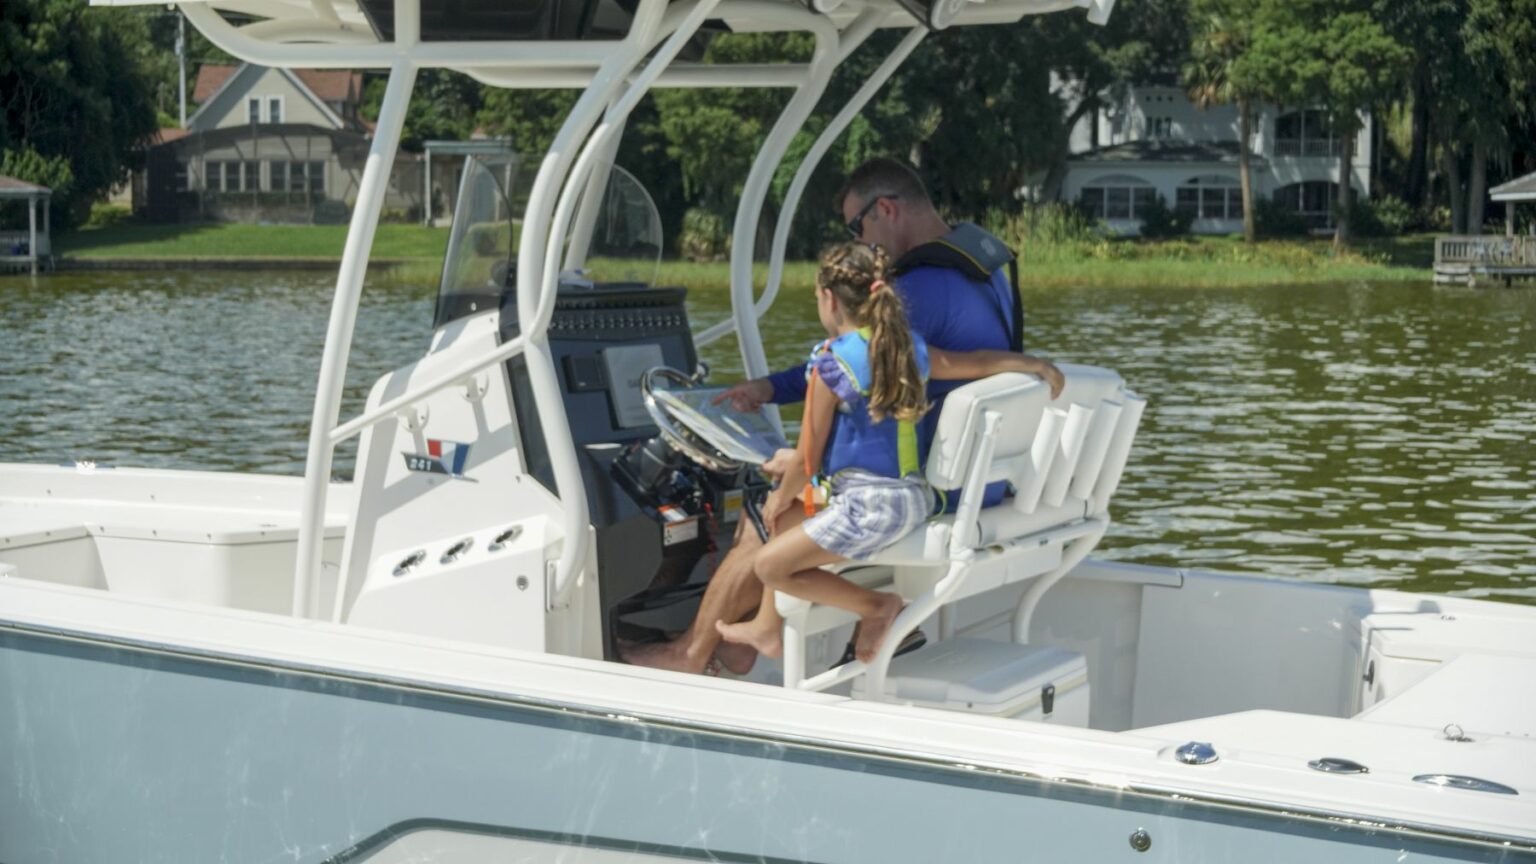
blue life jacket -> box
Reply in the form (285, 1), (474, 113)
(804, 329), (930, 480)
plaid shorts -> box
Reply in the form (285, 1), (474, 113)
(803, 470), (932, 561)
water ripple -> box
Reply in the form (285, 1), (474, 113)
(2, 273), (1533, 604)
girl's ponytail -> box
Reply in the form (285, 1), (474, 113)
(816, 243), (929, 424)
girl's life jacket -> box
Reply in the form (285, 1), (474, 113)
(804, 328), (931, 481)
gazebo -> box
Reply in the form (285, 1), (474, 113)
(1434, 169), (1536, 285)
(0, 175), (53, 274)
(1490, 170), (1536, 237)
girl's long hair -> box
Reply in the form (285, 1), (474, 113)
(817, 243), (929, 424)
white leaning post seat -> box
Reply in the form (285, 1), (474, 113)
(775, 363), (1147, 695)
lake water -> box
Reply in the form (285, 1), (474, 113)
(2, 270), (1533, 604)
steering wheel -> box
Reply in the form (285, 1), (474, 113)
(640, 366), (745, 474)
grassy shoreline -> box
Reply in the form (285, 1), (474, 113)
(49, 223), (1435, 287)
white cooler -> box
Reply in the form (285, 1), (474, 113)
(854, 638), (1090, 725)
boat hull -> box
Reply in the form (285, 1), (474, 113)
(1, 622), (1526, 863)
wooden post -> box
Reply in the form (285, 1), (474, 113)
(423, 146), (432, 226)
(27, 196), (37, 276)
(42, 196), (49, 271)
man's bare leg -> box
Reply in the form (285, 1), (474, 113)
(623, 508), (806, 675)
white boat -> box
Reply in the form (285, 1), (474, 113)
(3, 0), (1534, 859)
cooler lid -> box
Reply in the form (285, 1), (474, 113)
(867, 638), (1086, 710)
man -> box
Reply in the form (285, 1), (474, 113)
(623, 157), (1060, 675)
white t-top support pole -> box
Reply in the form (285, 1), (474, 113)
(514, 0), (670, 610)
(754, 21), (923, 321)
(292, 57), (419, 618)
(694, 11), (900, 350)
(726, 5), (841, 392)
(562, 111), (627, 273)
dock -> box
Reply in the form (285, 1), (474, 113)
(1433, 235), (1536, 286)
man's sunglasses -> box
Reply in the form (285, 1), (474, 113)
(845, 195), (896, 238)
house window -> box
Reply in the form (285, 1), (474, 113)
(289, 161), (327, 194)
(1274, 181), (1339, 228)
(269, 161), (288, 192)
(1149, 117), (1174, 139)
(268, 97), (282, 124)
(1175, 176), (1241, 220)
(174, 161), (189, 191)
(208, 161), (228, 192)
(248, 97), (261, 125)
(1274, 110), (1343, 158)
(242, 161), (260, 192)
(1080, 175), (1156, 221)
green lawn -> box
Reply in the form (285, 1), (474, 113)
(51, 222), (1435, 287)
(1014, 234), (1434, 286)
(54, 222), (451, 261)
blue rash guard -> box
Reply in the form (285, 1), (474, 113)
(765, 262), (1017, 507)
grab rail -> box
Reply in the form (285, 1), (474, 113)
(209, 0), (875, 618)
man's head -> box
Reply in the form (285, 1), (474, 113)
(837, 157), (947, 259)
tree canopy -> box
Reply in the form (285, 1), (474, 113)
(0, 0), (161, 227)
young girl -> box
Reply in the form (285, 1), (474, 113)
(716, 242), (1065, 665)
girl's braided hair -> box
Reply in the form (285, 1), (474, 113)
(816, 242), (929, 425)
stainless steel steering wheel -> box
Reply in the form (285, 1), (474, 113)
(640, 366), (744, 474)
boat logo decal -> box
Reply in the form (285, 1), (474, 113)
(403, 439), (472, 478)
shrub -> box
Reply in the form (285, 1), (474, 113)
(312, 199), (350, 225)
(1254, 197), (1309, 238)
(1136, 195), (1193, 239)
(678, 207), (729, 261)
(993, 202), (1099, 249)
(83, 203), (132, 230)
(1370, 195), (1415, 235)
(1342, 196), (1414, 238)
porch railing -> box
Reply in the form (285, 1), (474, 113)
(1435, 235), (1536, 267)
(0, 230), (50, 256)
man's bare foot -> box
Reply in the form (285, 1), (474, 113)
(714, 639), (758, 675)
(715, 618), (783, 659)
(854, 594), (905, 663)
(618, 638), (708, 675)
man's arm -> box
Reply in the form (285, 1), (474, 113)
(929, 348), (1065, 399)
(712, 365), (807, 412)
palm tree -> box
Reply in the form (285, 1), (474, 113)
(1184, 0), (1257, 243)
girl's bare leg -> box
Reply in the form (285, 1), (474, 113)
(717, 525), (904, 663)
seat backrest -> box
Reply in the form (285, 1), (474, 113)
(925, 364), (1142, 526)
(925, 373), (1052, 490)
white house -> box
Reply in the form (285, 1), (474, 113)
(1061, 81), (1372, 235)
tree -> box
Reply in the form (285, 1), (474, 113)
(363, 69), (485, 152)
(1185, 0), (1262, 242)
(0, 0), (160, 227)
(1240, 0), (1406, 248)
(1032, 0), (1190, 204)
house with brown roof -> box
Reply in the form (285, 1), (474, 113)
(137, 63), (423, 223)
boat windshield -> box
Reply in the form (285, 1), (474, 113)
(434, 155), (662, 330)
(575, 164), (663, 287)
(434, 153), (528, 329)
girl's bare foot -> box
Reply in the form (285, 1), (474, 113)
(715, 618), (784, 659)
(854, 594), (905, 663)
